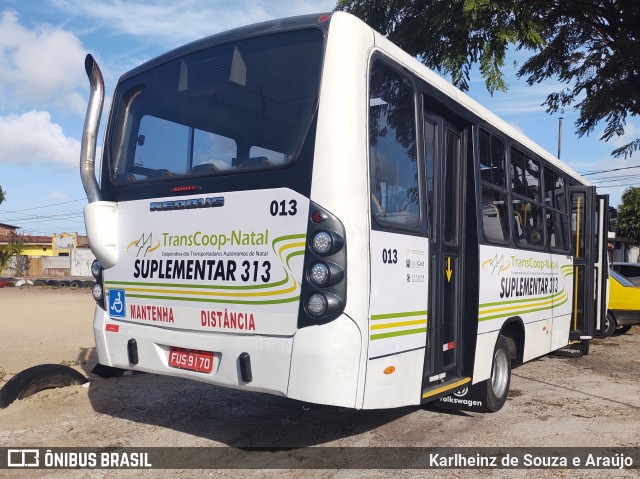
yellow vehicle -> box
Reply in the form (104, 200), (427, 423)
(606, 270), (640, 336)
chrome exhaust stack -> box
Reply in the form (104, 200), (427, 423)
(81, 54), (118, 269)
(80, 54), (104, 204)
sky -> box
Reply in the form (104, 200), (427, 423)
(0, 0), (638, 236)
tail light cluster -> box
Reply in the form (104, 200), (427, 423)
(91, 259), (106, 310)
(298, 202), (347, 328)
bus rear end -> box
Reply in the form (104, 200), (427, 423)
(83, 14), (363, 406)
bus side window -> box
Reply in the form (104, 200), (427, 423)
(479, 129), (509, 243)
(510, 146), (544, 247)
(481, 185), (509, 242)
(547, 209), (569, 250)
(544, 169), (570, 252)
(368, 57), (419, 230)
(513, 199), (543, 246)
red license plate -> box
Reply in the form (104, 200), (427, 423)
(168, 347), (214, 373)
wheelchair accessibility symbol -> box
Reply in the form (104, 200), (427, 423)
(108, 289), (126, 318)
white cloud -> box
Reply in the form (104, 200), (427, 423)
(0, 9), (87, 114)
(0, 111), (81, 166)
(49, 190), (72, 201)
(51, 0), (336, 46)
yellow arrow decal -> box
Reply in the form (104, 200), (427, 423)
(446, 257), (453, 282)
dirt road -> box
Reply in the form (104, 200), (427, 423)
(0, 287), (638, 478)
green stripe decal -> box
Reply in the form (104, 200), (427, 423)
(370, 327), (428, 341)
(369, 310), (428, 341)
(479, 287), (567, 308)
(285, 250), (305, 269)
(371, 310), (428, 320)
(272, 233), (306, 249)
(480, 302), (556, 322)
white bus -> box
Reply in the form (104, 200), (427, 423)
(81, 12), (609, 412)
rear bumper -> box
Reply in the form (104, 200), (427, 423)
(93, 306), (292, 396)
(94, 306), (364, 407)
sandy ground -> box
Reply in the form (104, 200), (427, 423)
(0, 287), (639, 478)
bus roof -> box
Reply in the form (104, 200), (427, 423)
(120, 13), (331, 82)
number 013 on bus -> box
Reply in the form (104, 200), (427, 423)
(81, 12), (609, 412)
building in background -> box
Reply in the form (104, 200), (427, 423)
(0, 224), (94, 278)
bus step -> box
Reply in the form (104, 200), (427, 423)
(423, 377), (490, 413)
(421, 376), (471, 403)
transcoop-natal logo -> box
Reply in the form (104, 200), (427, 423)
(481, 254), (510, 276)
(127, 233), (160, 257)
(127, 229), (271, 257)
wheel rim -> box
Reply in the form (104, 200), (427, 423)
(606, 315), (614, 335)
(491, 348), (509, 398)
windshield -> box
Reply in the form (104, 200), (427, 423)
(108, 29), (324, 184)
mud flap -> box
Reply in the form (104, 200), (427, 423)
(551, 340), (587, 358)
(91, 363), (126, 378)
(432, 382), (488, 413)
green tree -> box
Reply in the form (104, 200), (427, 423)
(617, 187), (640, 240)
(336, 0), (640, 158)
(0, 185), (5, 205)
(0, 234), (25, 277)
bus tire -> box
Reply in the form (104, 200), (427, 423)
(615, 325), (632, 335)
(604, 313), (616, 337)
(485, 335), (511, 413)
(0, 364), (88, 408)
(581, 340), (590, 355)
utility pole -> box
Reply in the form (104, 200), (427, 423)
(557, 117), (563, 160)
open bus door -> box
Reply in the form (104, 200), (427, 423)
(421, 112), (469, 398)
(593, 194), (610, 338)
(557, 186), (608, 356)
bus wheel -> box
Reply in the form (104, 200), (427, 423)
(615, 325), (632, 335)
(485, 335), (511, 413)
(604, 313), (616, 338)
(0, 364), (88, 408)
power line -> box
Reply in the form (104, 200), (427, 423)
(596, 182), (640, 189)
(0, 198), (86, 215)
(3, 207), (84, 220)
(3, 215), (85, 226)
(1, 167), (75, 183)
(580, 165), (640, 176)
(2, 169), (78, 186)
(590, 175), (640, 185)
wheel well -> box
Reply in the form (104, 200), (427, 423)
(501, 318), (524, 365)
